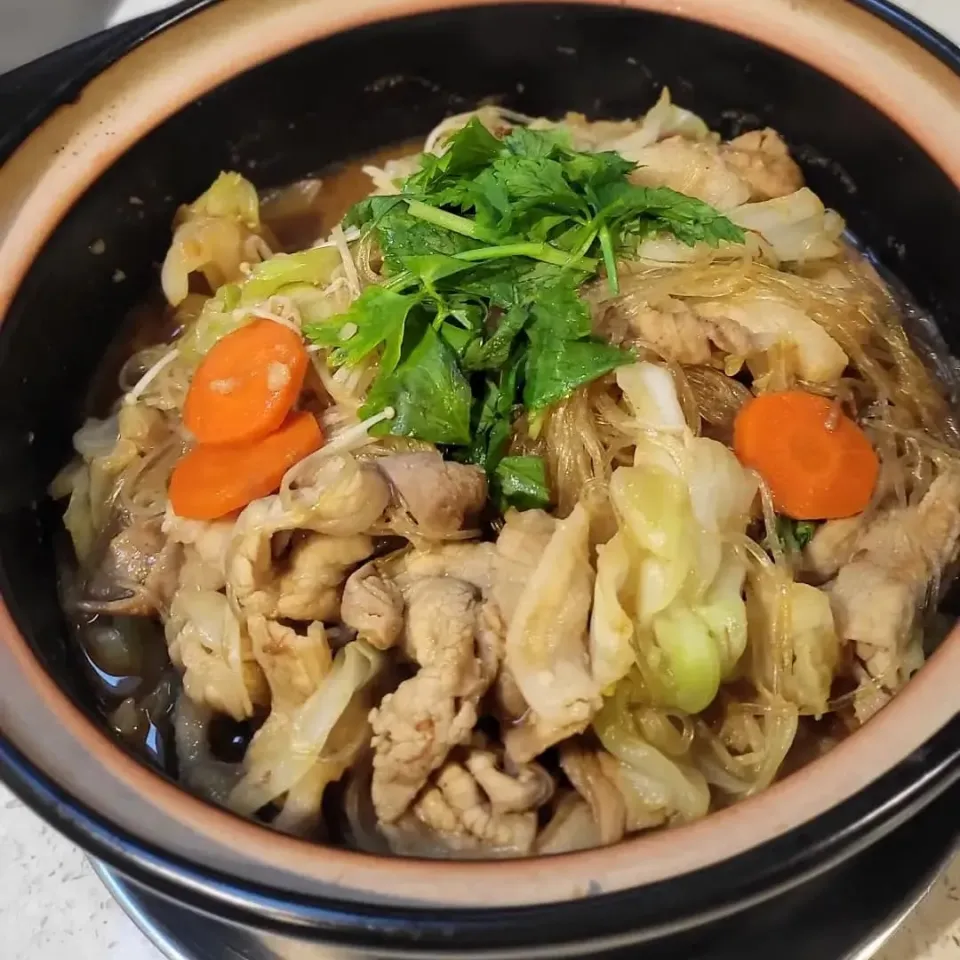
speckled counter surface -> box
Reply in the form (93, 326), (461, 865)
(0, 782), (161, 960)
(2, 0), (960, 958)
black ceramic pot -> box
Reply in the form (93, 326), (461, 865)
(1, 1), (959, 956)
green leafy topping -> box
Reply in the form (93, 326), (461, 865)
(524, 335), (632, 411)
(494, 455), (551, 511)
(307, 286), (419, 375)
(464, 304), (528, 371)
(405, 118), (502, 198)
(307, 117), (745, 508)
(776, 517), (819, 553)
(465, 350), (523, 472)
(795, 521), (817, 549)
(362, 321), (473, 445)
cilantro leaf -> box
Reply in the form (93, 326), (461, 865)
(343, 194), (403, 233)
(453, 258), (590, 311)
(303, 286), (419, 376)
(527, 213), (575, 244)
(377, 203), (482, 269)
(405, 118), (502, 196)
(464, 304), (529, 371)
(470, 148), (590, 239)
(486, 155), (585, 225)
(467, 168), (512, 234)
(362, 321), (472, 445)
(527, 274), (593, 340)
(347, 196), (481, 274)
(463, 351), (523, 471)
(439, 320), (479, 359)
(561, 149), (636, 192)
(441, 296), (486, 332)
(598, 183), (746, 248)
(451, 257), (544, 309)
(494, 455), (551, 511)
(524, 336), (633, 411)
(465, 378), (510, 470)
(501, 125), (572, 159)
(400, 254), (476, 287)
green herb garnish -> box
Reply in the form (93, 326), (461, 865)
(493, 455), (551, 512)
(305, 118), (744, 510)
(776, 517), (818, 553)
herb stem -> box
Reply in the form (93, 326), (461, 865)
(405, 199), (495, 242)
(384, 270), (417, 292)
(454, 243), (596, 270)
(598, 223), (619, 294)
(571, 223), (600, 262)
(405, 198), (596, 270)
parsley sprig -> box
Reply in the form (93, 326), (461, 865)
(305, 118), (744, 510)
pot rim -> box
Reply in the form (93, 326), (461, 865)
(1, 0), (960, 923)
(3, 725), (959, 954)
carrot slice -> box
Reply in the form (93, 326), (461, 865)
(733, 391), (879, 520)
(183, 318), (308, 446)
(169, 411), (323, 520)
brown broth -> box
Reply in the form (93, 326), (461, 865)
(262, 138), (423, 251)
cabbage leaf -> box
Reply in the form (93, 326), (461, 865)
(730, 187), (845, 263)
(594, 698), (710, 824)
(229, 639), (382, 823)
(590, 362), (757, 712)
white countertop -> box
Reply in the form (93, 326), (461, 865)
(3, 0), (960, 958)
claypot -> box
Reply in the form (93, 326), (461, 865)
(0, 1), (959, 954)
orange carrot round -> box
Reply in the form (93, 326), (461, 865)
(733, 391), (879, 520)
(183, 318), (308, 446)
(169, 411), (323, 520)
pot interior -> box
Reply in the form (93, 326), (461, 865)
(1, 0), (960, 916)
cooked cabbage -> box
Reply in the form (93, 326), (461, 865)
(166, 589), (266, 721)
(590, 362), (757, 711)
(162, 218), (251, 308)
(505, 502), (602, 759)
(183, 171), (261, 229)
(177, 246), (343, 361)
(730, 187), (845, 262)
(628, 138), (752, 211)
(696, 296), (848, 384)
(607, 88), (710, 157)
(229, 639), (381, 826)
(166, 172), (262, 285)
(594, 698), (710, 824)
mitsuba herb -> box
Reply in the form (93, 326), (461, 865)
(305, 118), (745, 509)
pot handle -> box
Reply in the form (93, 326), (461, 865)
(0, 0), (215, 164)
